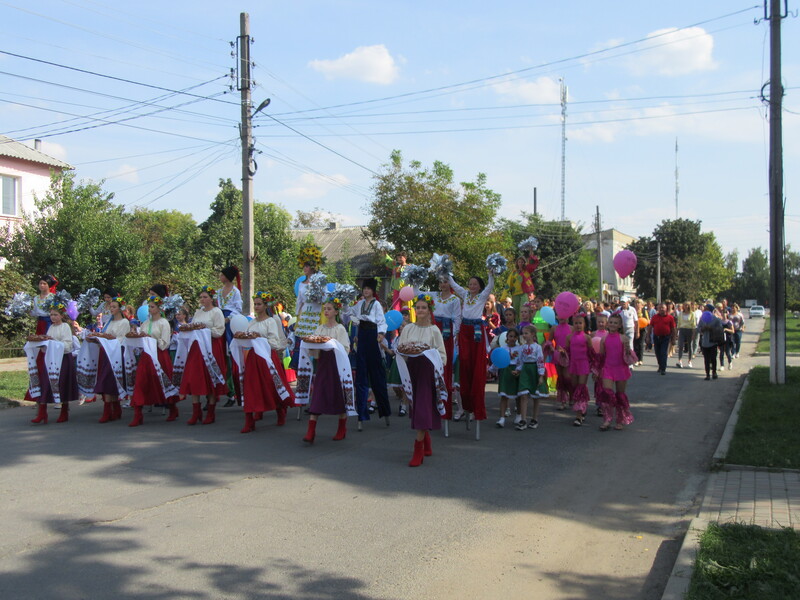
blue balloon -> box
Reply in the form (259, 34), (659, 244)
(136, 304), (149, 323)
(490, 347), (511, 369)
(294, 275), (305, 297)
(385, 310), (403, 332)
(327, 282), (336, 292)
(539, 306), (557, 326)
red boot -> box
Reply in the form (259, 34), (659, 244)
(166, 403), (179, 422)
(302, 419), (317, 444)
(202, 403), (216, 424)
(332, 417), (347, 441)
(187, 403), (202, 425)
(111, 401), (122, 421)
(276, 407), (286, 426)
(241, 412), (256, 433)
(56, 403), (69, 423)
(254, 412), (264, 421)
(423, 431), (433, 456)
(31, 403), (48, 424)
(128, 405), (144, 427)
(98, 401), (112, 423)
(409, 440), (425, 467)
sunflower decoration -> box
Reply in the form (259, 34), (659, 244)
(253, 291), (276, 304)
(199, 285), (216, 297)
(297, 242), (325, 269)
(108, 296), (125, 306)
(51, 301), (67, 312)
(147, 295), (164, 305)
(416, 293), (435, 310)
(323, 295), (344, 311)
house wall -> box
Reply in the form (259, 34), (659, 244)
(0, 156), (56, 227)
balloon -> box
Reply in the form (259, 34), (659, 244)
(554, 291), (580, 319)
(327, 282), (336, 292)
(294, 275), (305, 297)
(385, 310), (403, 332)
(700, 311), (715, 324)
(66, 300), (78, 321)
(229, 314), (249, 334)
(539, 306), (557, 326)
(137, 305), (149, 323)
(399, 286), (415, 302)
(638, 317), (649, 330)
(591, 336), (602, 353)
(490, 347), (511, 369)
(613, 250), (637, 279)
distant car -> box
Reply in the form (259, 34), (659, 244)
(749, 305), (765, 318)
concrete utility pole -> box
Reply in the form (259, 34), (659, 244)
(596, 206), (603, 303)
(560, 79), (567, 223)
(767, 0), (787, 384)
(239, 12), (255, 315)
(656, 242), (662, 304)
(674, 138), (679, 219)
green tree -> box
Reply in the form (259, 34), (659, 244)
(0, 265), (35, 344)
(786, 245), (800, 312)
(367, 150), (504, 284)
(628, 219), (730, 301)
(0, 172), (146, 298)
(736, 247), (770, 305)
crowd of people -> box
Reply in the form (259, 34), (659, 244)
(16, 244), (747, 467)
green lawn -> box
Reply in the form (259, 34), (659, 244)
(0, 370), (29, 404)
(756, 314), (800, 353)
(725, 366), (800, 469)
(687, 522), (800, 599)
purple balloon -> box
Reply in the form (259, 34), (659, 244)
(700, 311), (715, 324)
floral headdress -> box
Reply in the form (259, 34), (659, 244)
(297, 242), (325, 269)
(50, 300), (67, 312)
(253, 291), (275, 304)
(323, 295), (343, 310)
(199, 285), (216, 297)
(110, 296), (126, 306)
(416, 293), (435, 309)
(147, 295), (164, 305)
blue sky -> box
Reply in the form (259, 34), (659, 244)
(1, 1), (798, 262)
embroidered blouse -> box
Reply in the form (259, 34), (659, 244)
(398, 322), (446, 364)
(192, 307), (225, 338)
(141, 317), (172, 351)
(447, 273), (495, 321)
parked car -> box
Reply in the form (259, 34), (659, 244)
(749, 305), (765, 318)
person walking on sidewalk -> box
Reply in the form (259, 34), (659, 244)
(729, 304), (745, 358)
(698, 304), (723, 381)
(675, 301), (696, 368)
(650, 303), (676, 375)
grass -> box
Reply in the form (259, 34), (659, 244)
(756, 313), (800, 353)
(725, 366), (800, 469)
(0, 370), (29, 404)
(687, 522), (800, 599)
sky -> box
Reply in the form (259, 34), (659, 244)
(1, 0), (798, 264)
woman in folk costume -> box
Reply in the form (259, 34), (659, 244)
(217, 266), (243, 406)
(396, 294), (447, 467)
(30, 274), (58, 335)
(447, 269), (495, 422)
(236, 292), (295, 434)
(90, 296), (130, 423)
(26, 302), (79, 424)
(127, 295), (179, 427)
(90, 288), (118, 330)
(433, 278), (461, 419)
(346, 278), (391, 424)
(175, 286), (229, 425)
(301, 297), (355, 443)
(503, 253), (539, 320)
(292, 244), (325, 366)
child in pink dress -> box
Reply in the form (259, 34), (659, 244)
(591, 313), (609, 416)
(598, 313), (635, 431)
(565, 316), (593, 427)
(551, 316), (573, 410)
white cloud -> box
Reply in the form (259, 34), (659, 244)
(308, 45), (401, 84)
(39, 141), (68, 161)
(492, 76), (562, 104)
(105, 164), (140, 183)
(627, 27), (717, 76)
(278, 173), (351, 201)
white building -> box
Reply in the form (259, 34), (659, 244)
(582, 228), (638, 301)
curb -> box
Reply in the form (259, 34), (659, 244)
(660, 373), (751, 600)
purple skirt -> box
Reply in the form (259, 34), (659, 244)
(309, 351), (347, 416)
(408, 355), (441, 431)
(37, 354), (79, 404)
(93, 346), (124, 395)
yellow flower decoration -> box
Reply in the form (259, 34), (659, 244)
(148, 295), (163, 305)
(111, 296), (126, 306)
(200, 285), (216, 297)
(297, 243), (325, 269)
(253, 291), (275, 303)
(416, 293), (435, 309)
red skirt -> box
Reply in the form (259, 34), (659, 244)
(132, 349), (178, 406)
(242, 349), (295, 413)
(178, 337), (229, 398)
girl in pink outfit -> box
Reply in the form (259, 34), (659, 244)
(598, 313), (635, 431)
(591, 313), (609, 416)
(551, 316), (573, 410)
(565, 316), (593, 427)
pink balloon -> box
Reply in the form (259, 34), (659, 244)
(554, 291), (579, 318)
(398, 286), (415, 302)
(613, 250), (637, 278)
(591, 336), (602, 353)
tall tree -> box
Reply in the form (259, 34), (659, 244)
(736, 247), (770, 305)
(786, 245), (800, 311)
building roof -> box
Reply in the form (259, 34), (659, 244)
(0, 135), (73, 170)
(290, 223), (378, 276)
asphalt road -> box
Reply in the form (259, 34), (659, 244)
(0, 318), (773, 599)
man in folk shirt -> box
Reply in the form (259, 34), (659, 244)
(650, 303), (677, 375)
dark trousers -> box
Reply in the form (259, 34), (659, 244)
(702, 345), (718, 375)
(634, 334), (646, 363)
(355, 326), (390, 420)
(653, 335), (670, 373)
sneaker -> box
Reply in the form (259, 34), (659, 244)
(688, 361), (693, 368)
(121, 401), (131, 408)
(504, 408), (512, 417)
(495, 417), (505, 428)
(712, 373), (718, 380)
(728, 364), (732, 371)
(398, 406), (407, 417)
(676, 361), (683, 368)
(513, 414), (522, 425)
(735, 353), (740, 359)
(704, 375), (710, 381)
(529, 419), (539, 429)
(515, 420), (528, 431)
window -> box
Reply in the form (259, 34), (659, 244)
(1, 175), (17, 216)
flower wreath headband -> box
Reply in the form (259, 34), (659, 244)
(416, 293), (435, 309)
(253, 291), (275, 303)
(50, 301), (67, 312)
(323, 295), (344, 310)
(111, 296), (126, 306)
(200, 285), (216, 297)
(148, 295), (164, 305)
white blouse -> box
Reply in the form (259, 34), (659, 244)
(433, 292), (462, 334)
(31, 294), (53, 318)
(314, 323), (351, 352)
(346, 298), (387, 334)
(448, 273), (495, 321)
(192, 307), (226, 338)
(398, 322), (446, 364)
(103, 317), (131, 340)
(47, 322), (74, 353)
(141, 317), (172, 351)
(247, 317), (284, 351)
(218, 286), (243, 315)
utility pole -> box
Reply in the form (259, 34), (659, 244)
(533, 187), (537, 217)
(238, 12), (255, 315)
(656, 242), (662, 304)
(560, 78), (567, 223)
(674, 138), (679, 219)
(596, 206), (603, 303)
(767, 0), (786, 384)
